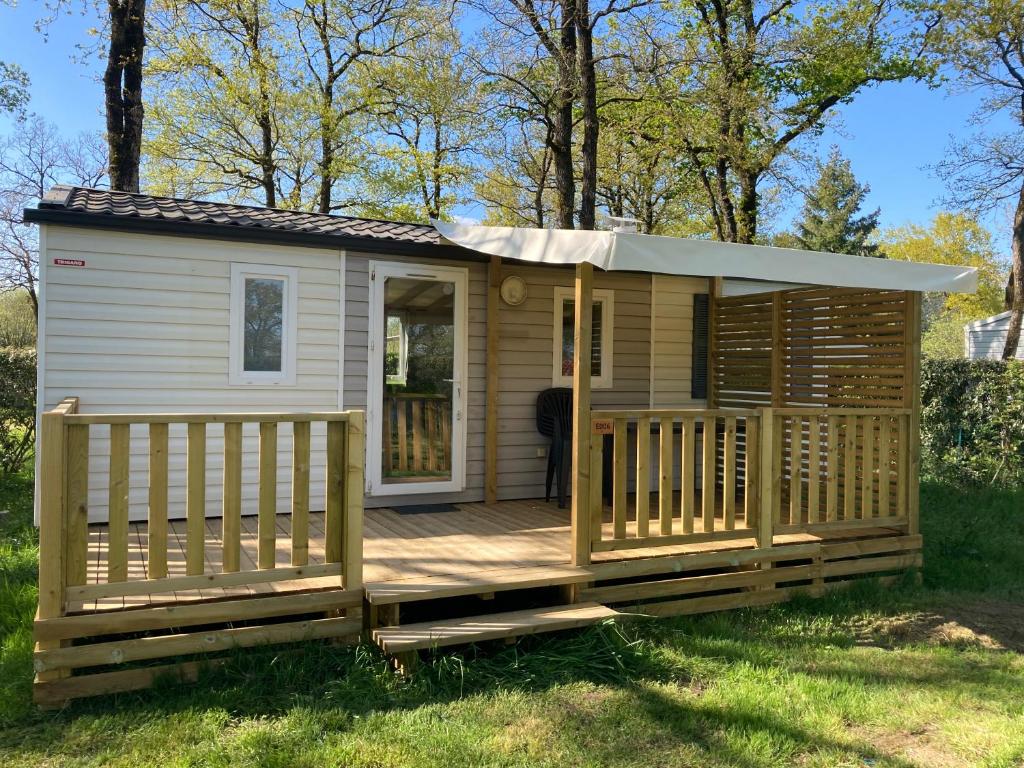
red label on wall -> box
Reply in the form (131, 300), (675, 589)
(53, 258), (86, 267)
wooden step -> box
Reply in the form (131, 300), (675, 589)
(364, 564), (591, 605)
(372, 602), (620, 653)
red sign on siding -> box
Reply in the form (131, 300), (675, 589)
(53, 258), (86, 267)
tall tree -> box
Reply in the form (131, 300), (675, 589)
(0, 0), (29, 114)
(933, 0), (1024, 359)
(476, 121), (555, 228)
(651, 0), (934, 243)
(289, 0), (428, 213)
(356, 24), (486, 221)
(0, 117), (107, 316)
(0, 62), (29, 116)
(105, 0), (147, 191)
(36, 0), (146, 189)
(884, 212), (1008, 357)
(146, 0), (297, 206)
(475, 0), (650, 229)
(793, 147), (881, 256)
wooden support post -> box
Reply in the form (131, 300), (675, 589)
(904, 291), (922, 536)
(636, 416), (650, 537)
(707, 277), (722, 406)
(659, 419), (673, 535)
(36, 401), (72, 685)
(221, 422), (241, 573)
(485, 255), (500, 505)
(770, 291), (785, 407)
(186, 422), (206, 577)
(257, 422), (278, 570)
(325, 421), (344, 564)
(612, 418), (627, 540)
(107, 424), (130, 582)
(571, 262), (594, 566)
(149, 423), (170, 579)
(757, 408), (777, 580)
(701, 416), (716, 533)
(64, 423), (90, 588)
(291, 421), (311, 566)
(590, 431), (604, 548)
(744, 414), (759, 530)
(342, 412), (365, 590)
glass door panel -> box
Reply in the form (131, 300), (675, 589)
(379, 275), (456, 485)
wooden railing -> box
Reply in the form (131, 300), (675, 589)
(588, 409), (761, 552)
(581, 405), (914, 561)
(37, 398), (365, 616)
(770, 407), (912, 532)
(382, 393), (451, 477)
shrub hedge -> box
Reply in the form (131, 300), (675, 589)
(0, 347), (36, 476)
(920, 358), (1024, 487)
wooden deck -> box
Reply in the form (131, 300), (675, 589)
(75, 497), (905, 613)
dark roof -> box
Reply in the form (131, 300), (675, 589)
(24, 186), (478, 259)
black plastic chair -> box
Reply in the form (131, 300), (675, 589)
(536, 387), (573, 508)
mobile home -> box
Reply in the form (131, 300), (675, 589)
(26, 186), (977, 705)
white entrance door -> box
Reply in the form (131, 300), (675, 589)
(366, 261), (468, 496)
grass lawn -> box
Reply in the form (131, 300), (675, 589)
(1, 470), (1022, 768)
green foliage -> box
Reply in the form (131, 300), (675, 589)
(884, 212), (1008, 321)
(0, 347), (35, 477)
(792, 147), (881, 256)
(884, 213), (1009, 358)
(920, 358), (1024, 487)
(920, 310), (969, 359)
(0, 61), (29, 116)
(0, 292), (36, 349)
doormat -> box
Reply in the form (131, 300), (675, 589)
(392, 503), (459, 515)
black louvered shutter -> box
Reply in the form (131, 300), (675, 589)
(691, 293), (710, 399)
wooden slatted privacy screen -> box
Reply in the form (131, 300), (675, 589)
(711, 287), (916, 529)
(712, 287), (911, 409)
(588, 409), (760, 552)
(37, 400), (365, 614)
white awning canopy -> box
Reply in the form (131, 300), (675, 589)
(433, 221), (978, 294)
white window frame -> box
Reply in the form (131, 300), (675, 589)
(552, 286), (614, 389)
(229, 262), (299, 386)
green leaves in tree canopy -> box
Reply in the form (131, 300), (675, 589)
(793, 147), (881, 257)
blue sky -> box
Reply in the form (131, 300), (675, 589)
(1, 0), (1015, 251)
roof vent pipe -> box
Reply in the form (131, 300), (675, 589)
(607, 216), (640, 234)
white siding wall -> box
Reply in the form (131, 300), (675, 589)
(966, 316), (1024, 360)
(650, 275), (709, 408)
(39, 225), (345, 523)
(494, 267), (652, 500)
(40, 224), (707, 518)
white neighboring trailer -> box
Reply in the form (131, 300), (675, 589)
(964, 311), (1024, 360)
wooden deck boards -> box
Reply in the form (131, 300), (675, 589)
(75, 497), (900, 613)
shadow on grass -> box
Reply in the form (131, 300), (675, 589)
(2, 475), (1023, 765)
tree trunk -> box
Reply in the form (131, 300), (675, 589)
(550, 0), (577, 229)
(735, 168), (758, 244)
(1001, 181), (1024, 360)
(104, 0), (146, 193)
(574, 2), (597, 230)
(318, 139), (333, 212)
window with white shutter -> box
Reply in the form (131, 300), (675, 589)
(552, 287), (614, 388)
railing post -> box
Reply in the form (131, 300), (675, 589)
(342, 411), (365, 590)
(903, 291), (922, 536)
(571, 262), (594, 567)
(756, 407), (777, 579)
(36, 398), (76, 684)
